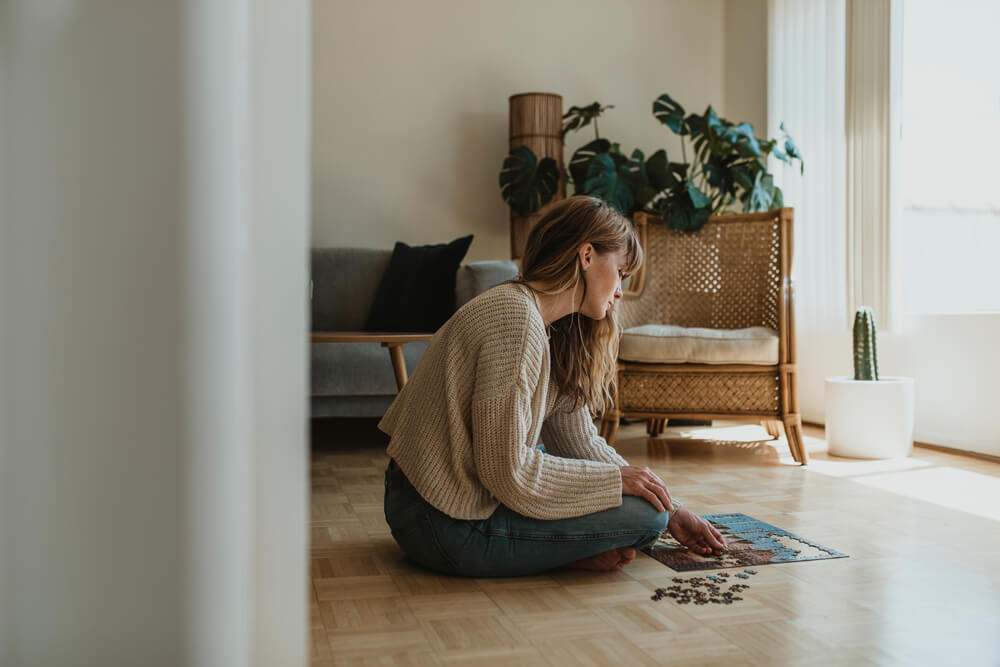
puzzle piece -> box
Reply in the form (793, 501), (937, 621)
(652, 572), (755, 606)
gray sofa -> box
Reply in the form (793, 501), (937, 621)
(310, 247), (518, 418)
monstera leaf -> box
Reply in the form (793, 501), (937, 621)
(498, 92), (804, 226)
(562, 102), (615, 140)
(653, 94), (689, 135)
(703, 154), (738, 198)
(568, 139), (611, 194)
(584, 152), (634, 215)
(644, 149), (682, 193)
(739, 170), (783, 212)
(656, 181), (712, 231)
(499, 145), (559, 217)
(727, 123), (763, 158)
(627, 149), (658, 211)
(775, 122), (804, 174)
(699, 108), (755, 160)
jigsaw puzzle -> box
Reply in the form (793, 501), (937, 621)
(643, 512), (848, 571)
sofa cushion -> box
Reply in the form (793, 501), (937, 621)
(311, 248), (391, 331)
(365, 235), (473, 332)
(619, 324), (779, 365)
(455, 260), (519, 308)
(311, 341), (429, 395)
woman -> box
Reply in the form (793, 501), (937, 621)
(380, 196), (727, 577)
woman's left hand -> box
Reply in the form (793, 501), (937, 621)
(667, 509), (728, 555)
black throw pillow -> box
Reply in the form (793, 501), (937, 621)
(365, 235), (473, 332)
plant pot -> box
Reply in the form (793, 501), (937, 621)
(824, 376), (915, 459)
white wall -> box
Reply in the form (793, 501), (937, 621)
(0, 2), (11, 662)
(312, 0), (726, 262)
(724, 0), (768, 134)
(799, 319), (1000, 458)
(1, 1), (310, 665)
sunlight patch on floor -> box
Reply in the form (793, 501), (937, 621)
(847, 466), (1000, 522)
(800, 455), (933, 478)
(635, 420), (1000, 522)
(801, 442), (1000, 522)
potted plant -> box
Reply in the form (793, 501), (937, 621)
(824, 307), (915, 459)
(499, 93), (803, 230)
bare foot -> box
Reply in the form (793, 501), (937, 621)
(617, 547), (636, 566)
(568, 547), (636, 571)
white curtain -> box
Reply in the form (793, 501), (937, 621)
(767, 0), (848, 332)
(844, 0), (902, 330)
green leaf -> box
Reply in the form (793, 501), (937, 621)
(742, 170), (776, 212)
(704, 106), (726, 134)
(627, 148), (648, 192)
(728, 123), (763, 158)
(634, 184), (658, 210)
(568, 139), (611, 194)
(655, 181), (712, 231)
(627, 149), (659, 210)
(645, 149), (675, 192)
(703, 155), (735, 194)
(584, 153), (634, 215)
(629, 148), (647, 179)
(686, 181), (712, 209)
(653, 94), (689, 135)
(669, 162), (688, 180)
(731, 163), (756, 191)
(685, 112), (707, 138)
(499, 146), (560, 217)
(562, 102), (614, 139)
(780, 121), (805, 174)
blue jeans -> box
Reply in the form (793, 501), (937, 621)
(383, 460), (667, 577)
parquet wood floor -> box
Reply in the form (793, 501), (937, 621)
(310, 419), (1000, 667)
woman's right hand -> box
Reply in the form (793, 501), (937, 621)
(620, 466), (673, 513)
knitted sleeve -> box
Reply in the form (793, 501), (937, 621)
(470, 311), (622, 520)
(541, 400), (630, 467)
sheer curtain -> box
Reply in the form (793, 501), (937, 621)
(767, 0), (848, 332)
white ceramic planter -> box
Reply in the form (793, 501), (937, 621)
(824, 376), (915, 459)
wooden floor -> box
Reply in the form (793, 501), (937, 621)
(310, 418), (1000, 666)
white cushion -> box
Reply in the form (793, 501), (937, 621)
(619, 324), (779, 365)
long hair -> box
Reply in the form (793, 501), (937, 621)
(513, 196), (643, 414)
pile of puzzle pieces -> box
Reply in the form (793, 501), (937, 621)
(650, 569), (758, 605)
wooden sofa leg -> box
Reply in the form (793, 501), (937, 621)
(647, 417), (667, 437)
(762, 419), (783, 439)
(783, 413), (808, 465)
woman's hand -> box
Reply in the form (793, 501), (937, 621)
(620, 466), (673, 513)
(667, 509), (728, 555)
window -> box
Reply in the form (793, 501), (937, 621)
(901, 0), (1000, 313)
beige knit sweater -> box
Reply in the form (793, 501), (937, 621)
(379, 282), (629, 521)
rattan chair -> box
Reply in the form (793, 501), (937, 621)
(599, 208), (808, 465)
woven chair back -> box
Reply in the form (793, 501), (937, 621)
(619, 210), (786, 331)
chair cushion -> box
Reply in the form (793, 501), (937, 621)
(619, 324), (779, 365)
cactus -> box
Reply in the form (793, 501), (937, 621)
(853, 307), (879, 381)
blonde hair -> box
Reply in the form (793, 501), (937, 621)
(513, 196), (643, 414)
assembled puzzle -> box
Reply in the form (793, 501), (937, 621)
(643, 512), (848, 571)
